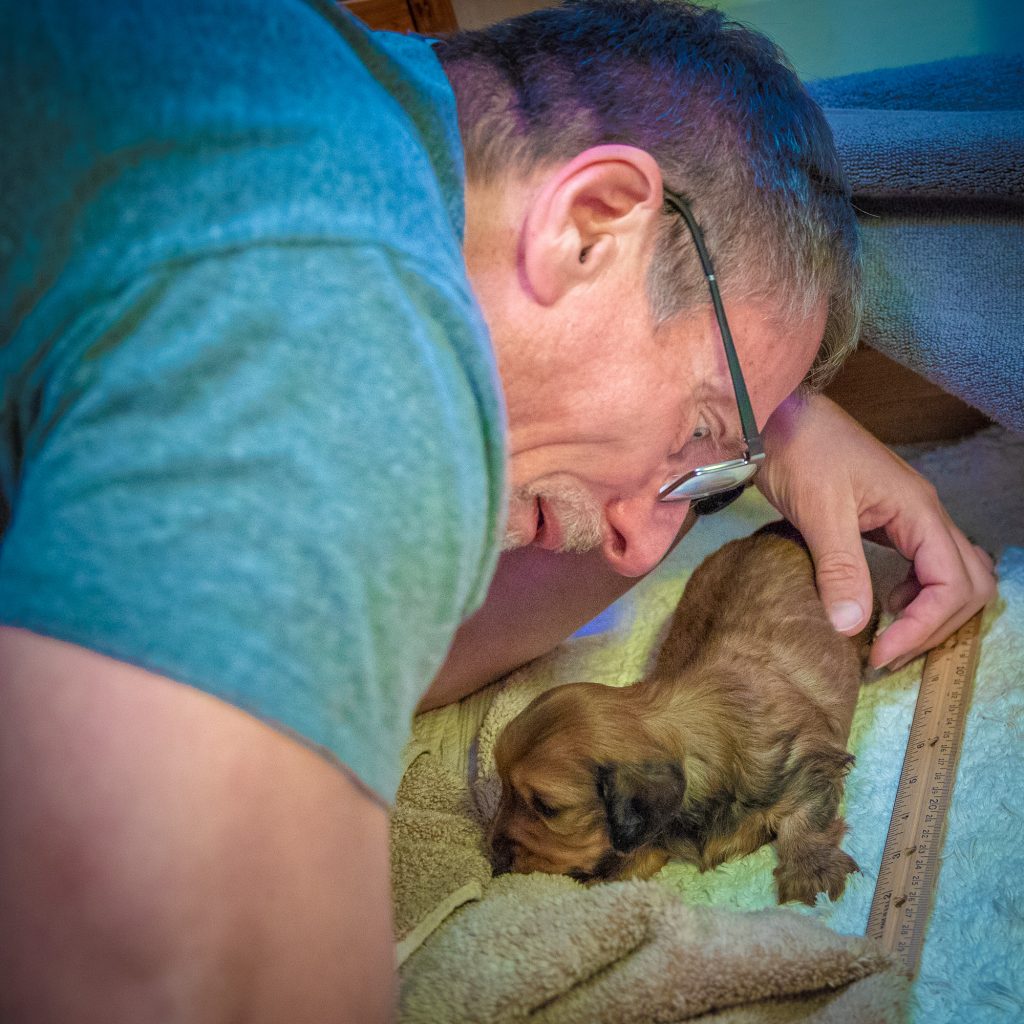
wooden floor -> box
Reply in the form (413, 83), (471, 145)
(342, 0), (458, 33)
(823, 345), (990, 445)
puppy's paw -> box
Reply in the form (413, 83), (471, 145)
(621, 846), (671, 880)
(774, 845), (859, 906)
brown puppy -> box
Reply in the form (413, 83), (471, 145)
(490, 522), (875, 905)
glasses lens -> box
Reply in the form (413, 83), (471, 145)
(691, 484), (746, 517)
(659, 460), (758, 503)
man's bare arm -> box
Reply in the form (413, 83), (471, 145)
(423, 512), (697, 711)
(0, 626), (396, 1024)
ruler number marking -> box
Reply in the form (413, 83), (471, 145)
(865, 609), (984, 977)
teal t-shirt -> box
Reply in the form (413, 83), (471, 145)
(0, 0), (506, 803)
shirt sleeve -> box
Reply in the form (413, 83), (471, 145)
(0, 241), (504, 803)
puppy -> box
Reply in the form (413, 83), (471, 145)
(490, 522), (875, 905)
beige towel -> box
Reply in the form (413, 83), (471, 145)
(393, 728), (908, 1022)
(390, 744), (493, 965)
(401, 870), (904, 1023)
(393, 733), (913, 1019)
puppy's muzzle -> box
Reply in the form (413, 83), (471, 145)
(490, 830), (515, 875)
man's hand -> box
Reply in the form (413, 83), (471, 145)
(759, 392), (996, 670)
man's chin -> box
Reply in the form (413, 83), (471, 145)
(499, 531), (528, 553)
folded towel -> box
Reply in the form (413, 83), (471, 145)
(823, 107), (1023, 201)
(812, 54), (1024, 201)
(399, 871), (907, 1024)
(811, 54), (1024, 114)
(390, 742), (492, 966)
(810, 55), (1024, 431)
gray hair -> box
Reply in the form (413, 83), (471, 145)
(435, 0), (862, 388)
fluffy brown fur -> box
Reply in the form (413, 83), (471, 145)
(490, 522), (876, 905)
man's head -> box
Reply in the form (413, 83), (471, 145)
(435, 1), (859, 573)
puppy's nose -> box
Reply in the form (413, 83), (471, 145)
(490, 831), (514, 875)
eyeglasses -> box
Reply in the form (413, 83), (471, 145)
(657, 189), (765, 516)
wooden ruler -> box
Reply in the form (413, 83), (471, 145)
(865, 608), (985, 976)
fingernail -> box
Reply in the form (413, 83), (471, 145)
(829, 600), (864, 632)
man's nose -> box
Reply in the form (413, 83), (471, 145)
(601, 494), (692, 577)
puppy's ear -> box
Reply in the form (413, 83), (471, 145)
(596, 761), (686, 853)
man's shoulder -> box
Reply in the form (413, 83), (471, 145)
(3, 0), (467, 302)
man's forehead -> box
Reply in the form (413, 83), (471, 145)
(728, 300), (826, 382)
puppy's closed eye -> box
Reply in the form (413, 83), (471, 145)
(531, 793), (560, 819)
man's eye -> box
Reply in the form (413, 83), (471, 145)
(532, 794), (560, 819)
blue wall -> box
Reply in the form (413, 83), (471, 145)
(715, 0), (1024, 80)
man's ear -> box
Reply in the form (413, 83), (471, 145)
(521, 145), (663, 306)
(596, 760), (686, 853)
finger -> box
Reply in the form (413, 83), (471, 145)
(870, 583), (966, 669)
(972, 543), (996, 573)
(871, 517), (996, 668)
(907, 516), (999, 648)
(868, 507), (967, 667)
(887, 535), (996, 666)
(886, 573), (921, 615)
(799, 518), (875, 636)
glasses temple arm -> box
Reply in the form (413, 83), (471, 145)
(664, 190), (764, 459)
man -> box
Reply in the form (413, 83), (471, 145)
(0, 1), (993, 1021)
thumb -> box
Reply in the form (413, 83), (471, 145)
(801, 527), (874, 636)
